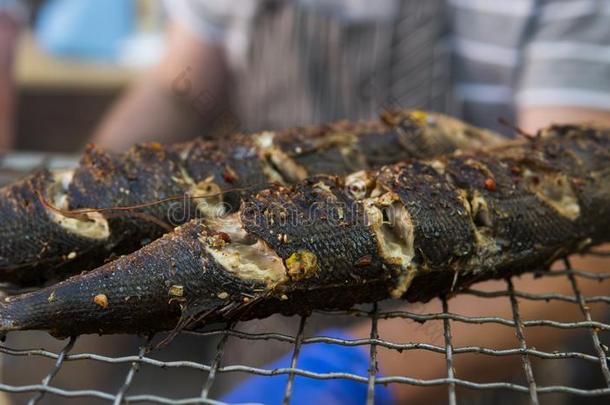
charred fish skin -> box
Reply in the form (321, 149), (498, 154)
(377, 161), (476, 268)
(0, 170), (108, 286)
(0, 221), (266, 336)
(1, 125), (609, 337)
(539, 125), (610, 240)
(0, 184), (393, 337)
(0, 110), (502, 287)
(405, 126), (610, 301)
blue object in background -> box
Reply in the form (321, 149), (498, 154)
(34, 0), (134, 62)
(221, 329), (396, 405)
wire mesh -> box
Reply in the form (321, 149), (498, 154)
(1, 253), (610, 404)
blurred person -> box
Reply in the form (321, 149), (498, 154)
(93, 0), (610, 149)
(92, 0), (610, 403)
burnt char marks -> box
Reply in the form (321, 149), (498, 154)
(357, 126), (417, 167)
(542, 125), (610, 173)
(402, 131), (604, 303)
(182, 137), (268, 212)
(392, 115), (449, 158)
(240, 177), (388, 288)
(0, 170), (104, 285)
(272, 119), (370, 158)
(538, 126), (610, 242)
(358, 112), (447, 164)
(379, 161), (475, 270)
(292, 147), (365, 177)
(68, 143), (193, 241)
(272, 123), (366, 177)
(404, 128), (610, 302)
(377, 110), (502, 160)
(446, 155), (578, 266)
(269, 112), (458, 177)
(71, 139), (265, 245)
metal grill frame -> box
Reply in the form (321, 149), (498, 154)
(1, 255), (610, 404)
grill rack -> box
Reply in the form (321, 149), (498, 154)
(1, 254), (610, 404)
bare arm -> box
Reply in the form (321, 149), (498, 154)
(519, 107), (610, 134)
(91, 23), (230, 151)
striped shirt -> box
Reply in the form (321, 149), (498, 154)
(166, 0), (610, 136)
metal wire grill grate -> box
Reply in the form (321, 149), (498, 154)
(1, 253), (610, 404)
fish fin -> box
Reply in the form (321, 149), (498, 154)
(153, 297), (253, 349)
(155, 312), (200, 349)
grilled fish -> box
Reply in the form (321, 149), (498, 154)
(0, 110), (501, 287)
(1, 124), (608, 337)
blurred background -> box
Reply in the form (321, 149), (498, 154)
(2, 0), (164, 153)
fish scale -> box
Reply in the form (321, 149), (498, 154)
(452, 158), (577, 251)
(380, 161), (475, 268)
(240, 178), (383, 284)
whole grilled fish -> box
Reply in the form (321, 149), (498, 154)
(0, 110), (500, 287)
(1, 124), (608, 338)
